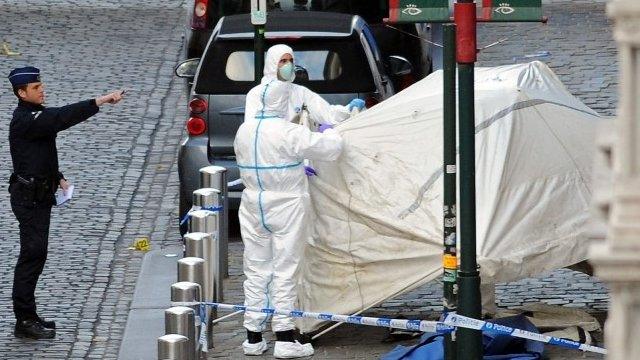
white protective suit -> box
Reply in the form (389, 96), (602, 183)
(244, 44), (351, 125)
(234, 45), (344, 333)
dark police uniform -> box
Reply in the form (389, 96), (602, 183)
(8, 71), (99, 335)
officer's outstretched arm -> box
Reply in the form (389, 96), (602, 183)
(13, 99), (99, 139)
(16, 90), (124, 138)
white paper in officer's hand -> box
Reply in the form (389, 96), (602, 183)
(55, 185), (74, 206)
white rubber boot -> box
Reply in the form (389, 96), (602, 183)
(242, 339), (268, 356)
(273, 341), (314, 358)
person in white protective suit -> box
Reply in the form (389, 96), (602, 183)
(234, 44), (352, 358)
(244, 44), (366, 127)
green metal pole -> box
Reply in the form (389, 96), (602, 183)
(455, 0), (482, 357)
(456, 62), (483, 360)
(442, 23), (458, 360)
(254, 25), (265, 83)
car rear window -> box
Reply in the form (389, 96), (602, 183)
(226, 50), (342, 81)
(195, 36), (375, 94)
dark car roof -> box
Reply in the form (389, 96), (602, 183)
(219, 11), (357, 36)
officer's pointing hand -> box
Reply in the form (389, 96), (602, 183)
(95, 90), (125, 106)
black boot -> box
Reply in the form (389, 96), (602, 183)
(14, 319), (56, 339)
(37, 315), (56, 329)
(247, 330), (263, 344)
(275, 330), (295, 342)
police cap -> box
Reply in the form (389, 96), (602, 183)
(8, 66), (41, 87)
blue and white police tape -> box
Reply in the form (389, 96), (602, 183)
(179, 205), (223, 226)
(443, 313), (607, 355)
(178, 301), (608, 355)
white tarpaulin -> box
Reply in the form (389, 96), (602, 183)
(297, 61), (604, 332)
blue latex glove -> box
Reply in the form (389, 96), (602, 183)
(304, 166), (317, 177)
(348, 98), (366, 111)
(318, 123), (333, 133)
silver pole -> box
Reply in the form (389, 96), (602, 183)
(165, 307), (196, 360)
(158, 334), (189, 360)
(170, 281), (202, 356)
(170, 281), (202, 306)
(177, 257), (205, 292)
(199, 166), (229, 278)
(193, 188), (223, 281)
(177, 256), (212, 350)
(183, 233), (219, 351)
(188, 209), (218, 234)
(184, 232), (221, 302)
(193, 188), (221, 209)
(187, 212), (223, 302)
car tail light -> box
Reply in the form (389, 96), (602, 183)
(189, 98), (207, 114)
(365, 96), (379, 109)
(187, 116), (207, 136)
(192, 0), (209, 29)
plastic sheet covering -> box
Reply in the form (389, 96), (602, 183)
(296, 61), (605, 332)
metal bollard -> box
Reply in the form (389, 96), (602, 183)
(158, 334), (189, 360)
(193, 188), (221, 209)
(176, 257), (212, 350)
(183, 233), (220, 351)
(171, 281), (202, 307)
(177, 257), (205, 292)
(165, 307), (196, 360)
(187, 211), (222, 302)
(184, 232), (222, 302)
(192, 188), (225, 282)
(199, 166), (228, 278)
(188, 209), (218, 234)
(170, 282), (202, 356)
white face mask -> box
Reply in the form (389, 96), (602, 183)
(278, 62), (296, 82)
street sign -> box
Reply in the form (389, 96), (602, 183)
(481, 0), (543, 22)
(387, 0), (544, 23)
(387, 0), (451, 23)
(251, 0), (267, 25)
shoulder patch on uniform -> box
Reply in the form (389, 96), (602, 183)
(31, 111), (42, 119)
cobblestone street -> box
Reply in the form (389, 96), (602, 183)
(0, 0), (615, 359)
(0, 1), (186, 358)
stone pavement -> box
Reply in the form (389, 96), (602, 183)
(0, 0), (187, 358)
(0, 0), (615, 359)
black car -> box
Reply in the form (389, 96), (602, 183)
(183, 0), (431, 85)
(174, 11), (414, 234)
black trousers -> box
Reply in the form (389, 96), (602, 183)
(10, 189), (52, 322)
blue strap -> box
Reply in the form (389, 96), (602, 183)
(258, 191), (272, 233)
(259, 275), (274, 327)
(253, 81), (276, 233)
(179, 206), (224, 226)
(237, 161), (303, 170)
(254, 115), (279, 119)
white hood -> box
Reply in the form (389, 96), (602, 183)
(262, 44), (294, 84)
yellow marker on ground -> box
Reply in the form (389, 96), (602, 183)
(1, 42), (21, 56)
(131, 237), (150, 251)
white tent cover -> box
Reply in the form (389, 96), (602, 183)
(297, 61), (603, 332)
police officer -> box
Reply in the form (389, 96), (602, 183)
(7, 66), (123, 339)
